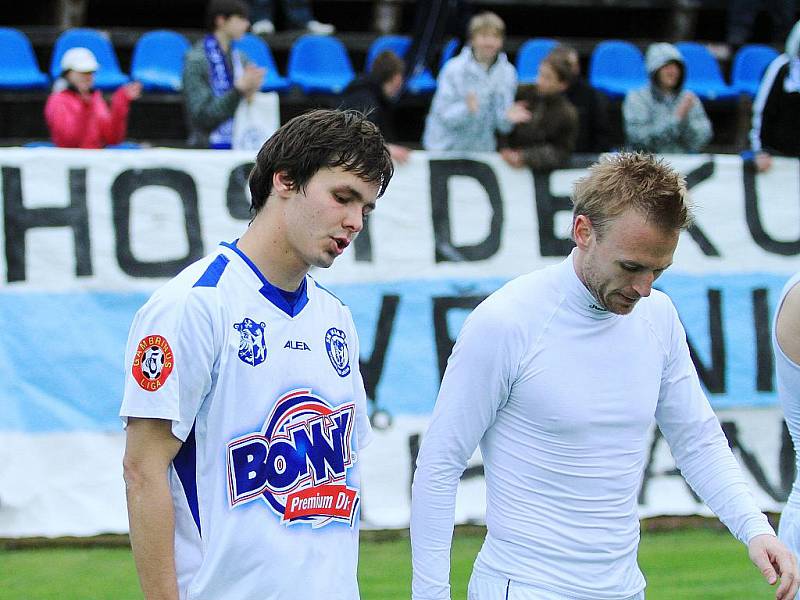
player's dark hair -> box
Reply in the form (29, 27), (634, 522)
(248, 109), (394, 215)
(205, 0), (249, 31)
(370, 50), (405, 86)
(572, 152), (691, 237)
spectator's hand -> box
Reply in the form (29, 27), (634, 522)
(466, 92), (479, 114)
(500, 148), (524, 169)
(676, 92), (697, 120)
(756, 151), (773, 173)
(747, 534), (798, 600)
(387, 144), (411, 165)
(235, 65), (266, 99)
(506, 101), (533, 124)
(124, 81), (143, 101)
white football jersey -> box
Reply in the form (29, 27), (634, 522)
(121, 241), (372, 600)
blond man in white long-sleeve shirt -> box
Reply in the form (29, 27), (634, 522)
(411, 152), (799, 600)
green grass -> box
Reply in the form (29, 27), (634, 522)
(0, 528), (777, 599)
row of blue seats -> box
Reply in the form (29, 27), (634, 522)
(0, 26), (779, 99)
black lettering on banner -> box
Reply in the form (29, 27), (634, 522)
(111, 168), (204, 277)
(432, 295), (487, 381)
(226, 162), (254, 221)
(3, 166), (92, 282)
(353, 217), (372, 262)
(752, 288), (773, 392)
(720, 421), (791, 502)
(639, 428), (701, 505)
(683, 161), (720, 256)
(531, 171), (575, 257)
(429, 160), (503, 262)
(742, 158), (800, 255)
(685, 289), (726, 394)
(781, 420), (796, 497)
(359, 294), (400, 408)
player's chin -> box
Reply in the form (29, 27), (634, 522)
(313, 253), (337, 269)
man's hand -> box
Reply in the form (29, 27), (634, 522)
(235, 65), (266, 100)
(506, 100), (532, 124)
(124, 81), (143, 101)
(748, 534), (799, 600)
(387, 143), (411, 165)
(500, 147), (524, 168)
(675, 91), (697, 120)
(756, 151), (773, 173)
(466, 91), (479, 114)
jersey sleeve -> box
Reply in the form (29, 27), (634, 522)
(655, 301), (774, 544)
(410, 298), (521, 600)
(120, 286), (219, 442)
(346, 306), (373, 450)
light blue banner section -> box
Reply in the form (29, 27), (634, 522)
(0, 272), (793, 432)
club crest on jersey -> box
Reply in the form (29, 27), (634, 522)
(234, 318), (267, 367)
(131, 334), (174, 392)
(227, 389), (359, 528)
(325, 327), (350, 377)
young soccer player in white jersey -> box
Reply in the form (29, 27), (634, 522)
(121, 109), (393, 600)
(410, 153), (799, 600)
(774, 272), (800, 595)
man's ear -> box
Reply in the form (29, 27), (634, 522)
(573, 214), (594, 251)
(272, 171), (295, 198)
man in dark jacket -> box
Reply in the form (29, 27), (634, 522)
(750, 19), (800, 172)
(555, 44), (612, 153)
(340, 50), (411, 163)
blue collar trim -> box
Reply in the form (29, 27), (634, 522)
(221, 240), (309, 317)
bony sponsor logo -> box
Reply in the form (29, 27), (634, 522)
(131, 334), (174, 392)
(227, 388), (359, 527)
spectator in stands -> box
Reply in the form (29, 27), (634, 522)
(183, 0), (265, 149)
(749, 19), (800, 172)
(422, 11), (531, 152)
(498, 49), (578, 171)
(249, 0), (334, 34)
(554, 44), (612, 153)
(339, 50), (411, 164)
(623, 42), (712, 154)
(727, 0), (796, 52)
(44, 47), (142, 149)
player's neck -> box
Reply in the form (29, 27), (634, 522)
(237, 221), (308, 292)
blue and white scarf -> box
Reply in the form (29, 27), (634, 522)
(204, 34), (243, 149)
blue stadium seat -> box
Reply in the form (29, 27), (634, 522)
(0, 27), (49, 90)
(675, 41), (737, 101)
(287, 35), (354, 94)
(516, 38), (558, 84)
(366, 35), (410, 71)
(131, 30), (190, 92)
(235, 33), (290, 92)
(50, 28), (129, 91)
(365, 35), (436, 94)
(439, 38), (460, 69)
(731, 44), (780, 97)
(589, 40), (647, 99)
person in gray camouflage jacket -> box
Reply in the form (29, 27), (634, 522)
(622, 42), (712, 154)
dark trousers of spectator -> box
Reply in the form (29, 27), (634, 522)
(404, 0), (471, 82)
(250, 0), (313, 28)
(727, 0), (797, 47)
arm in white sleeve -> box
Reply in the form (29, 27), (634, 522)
(655, 305), (774, 544)
(410, 299), (520, 600)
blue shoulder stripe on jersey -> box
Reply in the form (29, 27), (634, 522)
(173, 424), (201, 537)
(313, 279), (345, 306)
(192, 254), (230, 288)
(220, 240), (309, 317)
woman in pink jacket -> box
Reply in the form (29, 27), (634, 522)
(44, 47), (142, 148)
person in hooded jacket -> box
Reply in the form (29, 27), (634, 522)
(749, 19), (800, 172)
(623, 42), (712, 154)
(422, 11), (531, 152)
(340, 50), (410, 164)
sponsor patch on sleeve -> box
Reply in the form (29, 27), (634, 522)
(131, 334), (174, 392)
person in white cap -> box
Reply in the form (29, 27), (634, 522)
(44, 46), (142, 148)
